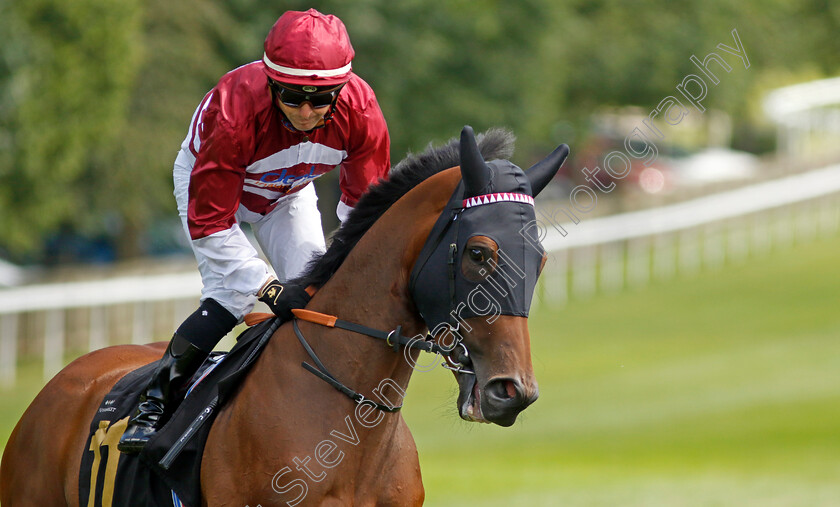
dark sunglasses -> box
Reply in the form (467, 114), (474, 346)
(268, 80), (343, 108)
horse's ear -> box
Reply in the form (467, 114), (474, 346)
(526, 144), (569, 197)
(460, 126), (491, 197)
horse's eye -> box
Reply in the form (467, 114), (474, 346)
(468, 248), (485, 263)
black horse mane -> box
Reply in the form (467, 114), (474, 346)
(293, 128), (515, 289)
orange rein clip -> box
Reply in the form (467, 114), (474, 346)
(291, 309), (337, 328)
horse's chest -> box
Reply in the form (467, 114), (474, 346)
(202, 418), (422, 505)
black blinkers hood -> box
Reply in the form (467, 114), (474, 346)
(408, 126), (568, 336)
(408, 159), (545, 334)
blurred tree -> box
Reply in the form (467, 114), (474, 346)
(81, 0), (252, 258)
(327, 0), (565, 159)
(0, 0), (142, 256)
(1, 0), (837, 262)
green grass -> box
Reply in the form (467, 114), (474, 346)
(0, 359), (47, 452)
(2, 236), (839, 506)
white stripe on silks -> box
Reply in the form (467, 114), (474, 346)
(243, 172), (325, 199)
(190, 92), (214, 154)
(263, 53), (352, 78)
(242, 183), (285, 200)
(246, 142), (347, 175)
(177, 148), (196, 169)
(462, 192), (535, 209)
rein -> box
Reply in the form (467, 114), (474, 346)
(292, 309), (455, 356)
(288, 309), (473, 413)
(291, 320), (400, 413)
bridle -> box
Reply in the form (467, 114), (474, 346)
(286, 186), (481, 413)
(287, 182), (540, 414)
(269, 122), (560, 415)
(290, 309), (472, 413)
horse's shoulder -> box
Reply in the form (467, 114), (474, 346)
(368, 417), (423, 505)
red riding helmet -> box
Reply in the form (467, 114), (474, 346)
(262, 9), (355, 87)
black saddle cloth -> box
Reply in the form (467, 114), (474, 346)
(79, 317), (281, 507)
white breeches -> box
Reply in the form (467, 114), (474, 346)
(174, 151), (326, 319)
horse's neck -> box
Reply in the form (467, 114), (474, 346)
(205, 171), (459, 498)
(256, 168), (459, 414)
(295, 174), (458, 390)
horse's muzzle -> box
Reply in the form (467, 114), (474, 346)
(481, 377), (539, 427)
(458, 373), (539, 427)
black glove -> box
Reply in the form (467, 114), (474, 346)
(258, 279), (311, 320)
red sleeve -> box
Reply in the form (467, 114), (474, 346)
(187, 104), (248, 240)
(338, 96), (390, 207)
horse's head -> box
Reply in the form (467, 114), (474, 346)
(410, 126), (568, 426)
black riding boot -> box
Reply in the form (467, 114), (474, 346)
(117, 334), (208, 454)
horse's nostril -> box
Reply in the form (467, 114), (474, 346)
(503, 379), (517, 399)
(481, 378), (537, 426)
(486, 378), (521, 403)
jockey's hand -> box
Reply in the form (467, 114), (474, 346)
(258, 278), (311, 320)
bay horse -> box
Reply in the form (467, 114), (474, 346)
(1, 126), (568, 506)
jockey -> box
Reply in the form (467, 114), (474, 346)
(118, 9), (390, 453)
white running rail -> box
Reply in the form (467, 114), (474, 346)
(1, 165), (839, 387)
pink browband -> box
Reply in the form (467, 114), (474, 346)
(462, 192), (535, 209)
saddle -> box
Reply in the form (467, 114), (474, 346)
(79, 317), (281, 507)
